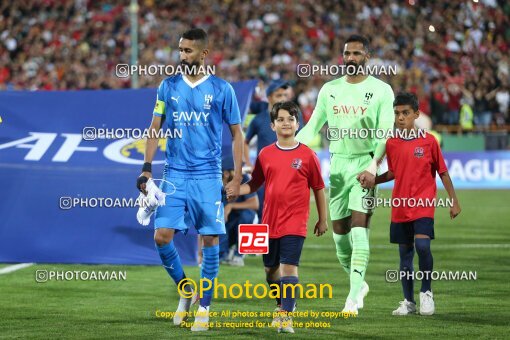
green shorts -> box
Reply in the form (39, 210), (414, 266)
(329, 153), (377, 220)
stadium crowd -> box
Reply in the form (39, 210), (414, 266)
(0, 0), (509, 126)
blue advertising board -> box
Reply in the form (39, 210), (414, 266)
(0, 81), (257, 265)
(313, 150), (510, 190)
(1, 85), (508, 265)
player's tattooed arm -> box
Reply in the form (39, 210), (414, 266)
(243, 141), (253, 170)
(439, 171), (461, 219)
(226, 124), (244, 201)
(361, 87), (393, 188)
(138, 115), (162, 194)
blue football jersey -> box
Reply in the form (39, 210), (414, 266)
(153, 74), (241, 176)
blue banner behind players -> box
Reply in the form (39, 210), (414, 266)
(0, 81), (257, 265)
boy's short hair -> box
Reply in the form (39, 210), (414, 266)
(270, 101), (300, 123)
(393, 92), (419, 112)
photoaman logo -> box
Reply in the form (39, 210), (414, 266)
(178, 278), (333, 300)
(238, 224), (269, 254)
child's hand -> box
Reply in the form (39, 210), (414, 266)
(225, 187), (235, 200)
(450, 199), (461, 219)
(314, 220), (328, 237)
(225, 177), (242, 202)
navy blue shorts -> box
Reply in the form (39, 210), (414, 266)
(263, 235), (305, 268)
(390, 218), (435, 244)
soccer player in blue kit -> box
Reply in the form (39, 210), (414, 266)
(136, 28), (244, 332)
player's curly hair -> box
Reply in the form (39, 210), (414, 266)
(270, 101), (301, 123)
(393, 92), (419, 111)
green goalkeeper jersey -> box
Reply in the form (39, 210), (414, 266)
(296, 76), (395, 158)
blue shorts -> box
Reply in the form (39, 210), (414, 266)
(390, 218), (435, 244)
(154, 174), (226, 235)
(263, 235), (305, 268)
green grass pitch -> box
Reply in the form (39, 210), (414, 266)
(1, 190), (509, 339)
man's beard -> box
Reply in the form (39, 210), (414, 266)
(345, 59), (366, 74)
(180, 60), (200, 74)
(181, 60), (199, 67)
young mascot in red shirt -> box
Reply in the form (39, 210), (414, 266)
(360, 92), (461, 316)
(232, 101), (328, 333)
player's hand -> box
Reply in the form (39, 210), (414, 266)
(314, 220), (328, 237)
(450, 199), (461, 219)
(224, 204), (232, 222)
(225, 177), (241, 202)
(356, 172), (366, 186)
(357, 171), (375, 189)
(137, 172), (152, 195)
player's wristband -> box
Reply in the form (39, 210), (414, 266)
(142, 162), (152, 173)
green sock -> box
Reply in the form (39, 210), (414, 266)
(333, 232), (352, 275)
(366, 228), (370, 264)
(348, 227), (370, 301)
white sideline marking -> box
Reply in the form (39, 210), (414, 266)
(305, 244), (510, 250)
(0, 263), (34, 275)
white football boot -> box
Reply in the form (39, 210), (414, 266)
(191, 306), (210, 332)
(342, 298), (358, 316)
(419, 291), (435, 315)
(392, 299), (417, 315)
(357, 281), (369, 309)
(173, 288), (198, 325)
(278, 315), (294, 334)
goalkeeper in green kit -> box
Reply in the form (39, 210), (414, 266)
(296, 35), (394, 315)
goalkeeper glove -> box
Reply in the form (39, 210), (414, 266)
(136, 179), (165, 226)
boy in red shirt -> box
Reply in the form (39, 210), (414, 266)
(230, 101), (328, 333)
(361, 92), (461, 316)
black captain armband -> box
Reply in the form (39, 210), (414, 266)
(142, 162), (152, 173)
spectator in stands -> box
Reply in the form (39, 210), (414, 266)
(446, 84), (462, 125)
(430, 80), (448, 125)
(0, 0), (508, 129)
(473, 86), (493, 129)
(459, 96), (474, 134)
(495, 83), (509, 119)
